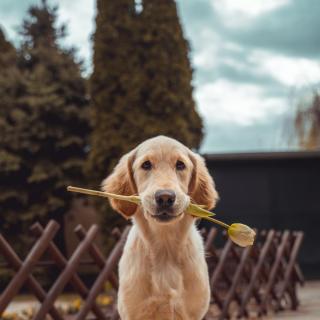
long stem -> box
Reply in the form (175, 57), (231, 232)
(67, 186), (140, 203)
(201, 216), (230, 229)
(68, 186), (109, 198)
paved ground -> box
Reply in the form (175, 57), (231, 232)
(4, 294), (78, 313)
(271, 281), (320, 320)
(4, 281), (320, 319)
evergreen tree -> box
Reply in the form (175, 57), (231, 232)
(0, 1), (90, 250)
(0, 28), (16, 67)
(88, 0), (202, 184)
(86, 0), (139, 244)
(87, 0), (203, 243)
(0, 28), (29, 251)
(87, 0), (139, 183)
(137, 0), (203, 147)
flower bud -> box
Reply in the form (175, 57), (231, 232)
(228, 223), (256, 247)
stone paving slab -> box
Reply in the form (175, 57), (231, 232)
(270, 280), (320, 320)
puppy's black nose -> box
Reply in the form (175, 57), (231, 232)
(155, 189), (176, 208)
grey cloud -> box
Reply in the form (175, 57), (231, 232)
(216, 64), (278, 86)
(224, 0), (320, 59)
(178, 0), (319, 153)
(200, 113), (296, 153)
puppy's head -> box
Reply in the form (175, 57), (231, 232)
(102, 136), (218, 224)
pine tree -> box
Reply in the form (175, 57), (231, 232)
(87, 0), (203, 243)
(0, 1), (90, 251)
(0, 29), (16, 67)
(0, 28), (30, 252)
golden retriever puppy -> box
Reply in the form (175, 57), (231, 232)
(102, 136), (218, 320)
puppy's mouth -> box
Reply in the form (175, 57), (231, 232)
(150, 211), (183, 223)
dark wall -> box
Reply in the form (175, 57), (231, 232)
(203, 151), (320, 279)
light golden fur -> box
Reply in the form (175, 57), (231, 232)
(102, 136), (218, 320)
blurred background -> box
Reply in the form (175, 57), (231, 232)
(0, 0), (319, 294)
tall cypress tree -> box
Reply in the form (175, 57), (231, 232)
(87, 0), (203, 242)
(0, 1), (90, 251)
(87, 0), (139, 183)
(88, 0), (202, 182)
(137, 0), (203, 147)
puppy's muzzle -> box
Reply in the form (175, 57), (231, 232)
(155, 189), (176, 208)
(153, 189), (177, 222)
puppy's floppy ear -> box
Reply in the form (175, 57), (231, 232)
(101, 149), (137, 219)
(188, 152), (219, 210)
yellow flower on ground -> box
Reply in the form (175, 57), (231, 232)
(69, 297), (82, 313)
(1, 311), (18, 320)
(97, 294), (113, 306)
(227, 223), (256, 247)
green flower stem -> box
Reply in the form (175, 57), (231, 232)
(201, 216), (230, 229)
(67, 186), (141, 204)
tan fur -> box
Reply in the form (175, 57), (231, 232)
(102, 136), (218, 320)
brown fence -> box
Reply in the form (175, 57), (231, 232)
(0, 220), (304, 320)
(203, 228), (304, 319)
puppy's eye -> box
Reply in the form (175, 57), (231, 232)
(176, 160), (186, 171)
(141, 160), (152, 170)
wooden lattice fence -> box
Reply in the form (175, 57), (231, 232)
(0, 220), (304, 319)
(203, 228), (304, 319)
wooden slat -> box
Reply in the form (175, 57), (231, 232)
(238, 230), (275, 317)
(219, 246), (252, 320)
(74, 225), (119, 290)
(30, 223), (107, 320)
(34, 225), (99, 320)
(0, 221), (59, 314)
(260, 230), (290, 315)
(76, 226), (130, 320)
(0, 232), (63, 320)
(277, 232), (304, 309)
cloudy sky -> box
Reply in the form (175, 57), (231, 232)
(1, 0), (319, 153)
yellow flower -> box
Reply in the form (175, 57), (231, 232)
(227, 223), (256, 247)
(68, 297), (82, 313)
(1, 311), (18, 320)
(97, 294), (112, 306)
